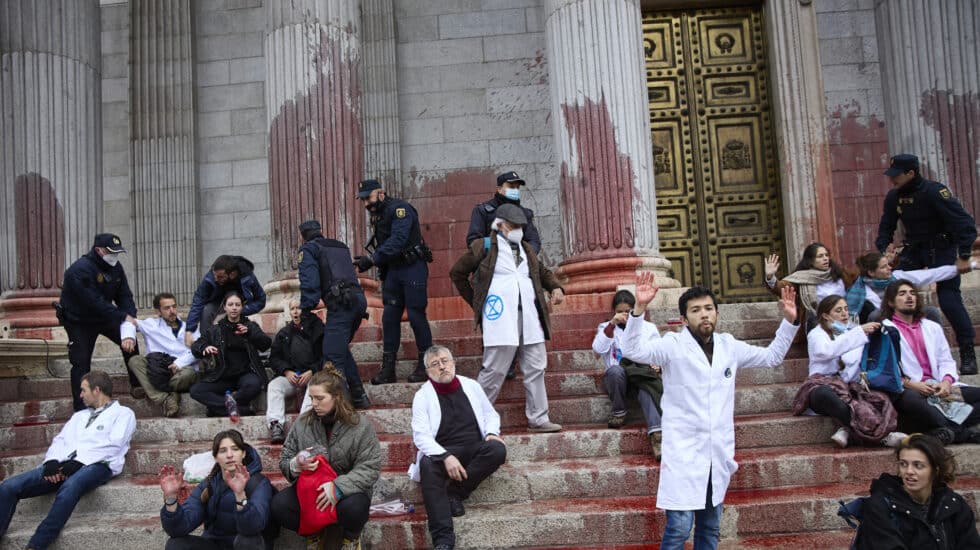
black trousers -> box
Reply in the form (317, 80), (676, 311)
(894, 386), (980, 434)
(900, 247), (975, 347)
(807, 385), (852, 426)
(419, 439), (507, 547)
(164, 534), (265, 550)
(271, 485), (370, 539)
(189, 373), (263, 416)
(65, 322), (140, 411)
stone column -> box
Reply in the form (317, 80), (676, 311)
(265, 0), (366, 277)
(546, 0), (678, 295)
(361, 0), (401, 190)
(130, 0), (199, 307)
(763, 0), (837, 257)
(0, 0), (103, 333)
(875, 0), (980, 218)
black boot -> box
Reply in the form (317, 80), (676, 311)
(371, 352), (397, 385)
(406, 356), (428, 383)
(350, 384), (371, 410)
(960, 345), (978, 375)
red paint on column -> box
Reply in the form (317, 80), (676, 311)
(919, 89), (980, 220)
(14, 173), (65, 291)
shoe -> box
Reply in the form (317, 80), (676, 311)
(830, 427), (850, 448)
(130, 386), (147, 400)
(528, 421), (562, 433)
(607, 415), (627, 429)
(880, 431), (907, 448)
(351, 391), (371, 410)
(269, 421), (286, 444)
(406, 356), (427, 383)
(959, 427), (980, 444)
(649, 431), (662, 461)
(449, 496), (465, 517)
(960, 346), (978, 375)
(506, 361), (518, 380)
(929, 427), (956, 445)
(339, 536), (361, 550)
(434, 545), (454, 550)
(162, 393), (180, 418)
(371, 352), (397, 385)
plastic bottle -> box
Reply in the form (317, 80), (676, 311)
(224, 391), (240, 423)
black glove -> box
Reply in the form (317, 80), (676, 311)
(42, 460), (61, 477)
(353, 256), (374, 273)
(59, 459), (84, 477)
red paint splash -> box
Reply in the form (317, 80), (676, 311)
(14, 173), (65, 291)
(268, 26), (365, 275)
(559, 95), (638, 260)
(919, 89), (980, 218)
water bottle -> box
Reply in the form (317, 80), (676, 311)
(224, 391), (240, 423)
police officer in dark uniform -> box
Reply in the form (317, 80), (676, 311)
(353, 179), (432, 384)
(297, 219), (371, 409)
(466, 170), (542, 253)
(876, 154), (978, 374)
(56, 233), (141, 411)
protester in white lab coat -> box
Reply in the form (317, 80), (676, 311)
(0, 371), (136, 550)
(619, 273), (799, 550)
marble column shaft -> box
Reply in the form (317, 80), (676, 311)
(361, 0), (401, 191)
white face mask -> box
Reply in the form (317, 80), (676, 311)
(505, 228), (524, 245)
(103, 253), (120, 266)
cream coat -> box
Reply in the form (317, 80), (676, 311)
(882, 318), (959, 384)
(620, 315), (798, 510)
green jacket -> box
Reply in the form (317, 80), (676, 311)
(278, 412), (381, 498)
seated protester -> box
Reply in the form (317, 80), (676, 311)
(591, 290), (665, 458)
(849, 249), (970, 324)
(881, 280), (980, 444)
(0, 371), (136, 550)
(855, 433), (980, 549)
(792, 295), (905, 448)
(273, 368), (381, 550)
(122, 292), (200, 418)
(185, 255), (267, 347)
(191, 291), (272, 417)
(266, 298), (323, 444)
(764, 243), (857, 329)
(159, 429), (273, 550)
(410, 346), (507, 550)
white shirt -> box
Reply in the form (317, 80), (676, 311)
(863, 265), (959, 309)
(592, 319), (661, 371)
(806, 325), (868, 383)
(120, 316), (198, 370)
(44, 400), (137, 476)
(882, 318), (959, 384)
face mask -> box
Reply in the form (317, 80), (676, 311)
(504, 188), (520, 201)
(506, 228), (524, 244)
(831, 320), (848, 335)
(103, 253), (120, 267)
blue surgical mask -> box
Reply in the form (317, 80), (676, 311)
(504, 188), (520, 201)
(831, 320), (848, 335)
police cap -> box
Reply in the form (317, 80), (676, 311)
(496, 171), (526, 186)
(356, 179), (382, 199)
(93, 233), (126, 253)
(298, 219), (321, 233)
(495, 204), (528, 226)
(883, 154), (920, 177)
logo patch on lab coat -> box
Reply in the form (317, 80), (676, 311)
(484, 295), (504, 320)
(724, 367), (732, 378)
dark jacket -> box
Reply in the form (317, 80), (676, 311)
(369, 197), (424, 274)
(187, 256), (267, 332)
(191, 317), (272, 385)
(278, 411), (381, 497)
(58, 249), (137, 325)
(876, 176), (978, 258)
(297, 235), (362, 311)
(269, 321), (323, 376)
(449, 231), (563, 340)
(466, 194), (542, 253)
(856, 473), (980, 550)
(160, 445), (272, 544)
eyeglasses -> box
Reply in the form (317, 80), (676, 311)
(426, 357), (454, 369)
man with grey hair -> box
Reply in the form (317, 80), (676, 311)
(408, 345), (506, 550)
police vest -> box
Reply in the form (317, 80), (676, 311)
(374, 198), (424, 253)
(312, 237), (361, 289)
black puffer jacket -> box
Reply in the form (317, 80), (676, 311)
(857, 473), (980, 550)
(191, 317), (271, 385)
(58, 249), (137, 325)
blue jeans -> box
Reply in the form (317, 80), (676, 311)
(0, 462), (113, 549)
(660, 476), (723, 550)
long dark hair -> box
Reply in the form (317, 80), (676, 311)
(611, 290), (636, 310)
(200, 429), (254, 503)
(300, 363), (358, 426)
(855, 251), (884, 278)
(895, 433), (956, 488)
(794, 242), (844, 281)
(815, 294), (846, 337)
(880, 279), (923, 321)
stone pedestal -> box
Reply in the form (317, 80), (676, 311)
(0, 0), (103, 332)
(546, 0), (678, 295)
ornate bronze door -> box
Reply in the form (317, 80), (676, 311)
(643, 6), (785, 302)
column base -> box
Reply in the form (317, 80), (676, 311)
(0, 289), (62, 339)
(555, 254), (681, 296)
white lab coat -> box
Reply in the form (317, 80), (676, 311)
(620, 314), (798, 510)
(806, 325), (868, 383)
(44, 400), (137, 476)
(482, 234), (544, 347)
(120, 316), (198, 370)
(862, 265), (958, 309)
(882, 318), (959, 384)
(592, 320), (661, 371)
(408, 375), (501, 482)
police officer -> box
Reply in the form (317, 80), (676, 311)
(466, 170), (542, 253)
(876, 154), (978, 374)
(56, 234), (141, 411)
(297, 219), (371, 409)
(353, 179), (432, 384)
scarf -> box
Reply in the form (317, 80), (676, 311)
(845, 276), (894, 320)
(430, 376), (462, 395)
(782, 269), (836, 315)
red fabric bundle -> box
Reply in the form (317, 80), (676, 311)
(296, 455), (339, 535)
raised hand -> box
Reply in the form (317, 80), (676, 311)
(764, 254), (780, 279)
(159, 464), (183, 499)
(777, 285), (798, 322)
(634, 271), (660, 311)
(223, 463), (250, 495)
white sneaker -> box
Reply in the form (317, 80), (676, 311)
(831, 427), (850, 448)
(880, 431), (907, 448)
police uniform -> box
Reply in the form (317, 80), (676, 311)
(296, 220), (370, 407)
(57, 234), (140, 411)
(876, 154), (978, 373)
(355, 179), (432, 384)
(466, 171), (541, 253)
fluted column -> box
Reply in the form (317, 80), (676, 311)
(0, 0), (102, 331)
(265, 0), (366, 278)
(361, 0), (401, 191)
(876, 0), (980, 218)
(547, 0), (677, 295)
(130, 0), (198, 307)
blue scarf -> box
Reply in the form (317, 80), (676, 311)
(845, 276), (894, 319)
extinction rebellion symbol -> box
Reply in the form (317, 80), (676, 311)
(484, 295), (504, 320)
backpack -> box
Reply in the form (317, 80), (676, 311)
(860, 325), (903, 394)
(838, 495), (897, 550)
